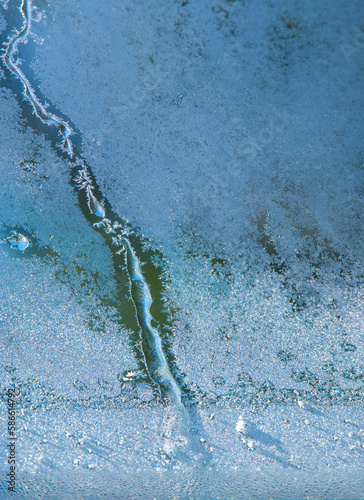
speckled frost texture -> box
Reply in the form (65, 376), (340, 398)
(1, 0), (364, 498)
(30, 0), (363, 262)
(0, 87), (138, 399)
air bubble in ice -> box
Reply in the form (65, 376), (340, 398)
(213, 376), (225, 386)
(6, 232), (29, 251)
(98, 378), (113, 391)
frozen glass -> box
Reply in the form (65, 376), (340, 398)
(1, 0), (363, 498)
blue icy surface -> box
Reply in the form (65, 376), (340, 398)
(0, 0), (363, 498)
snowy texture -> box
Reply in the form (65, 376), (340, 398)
(1, 0), (363, 498)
